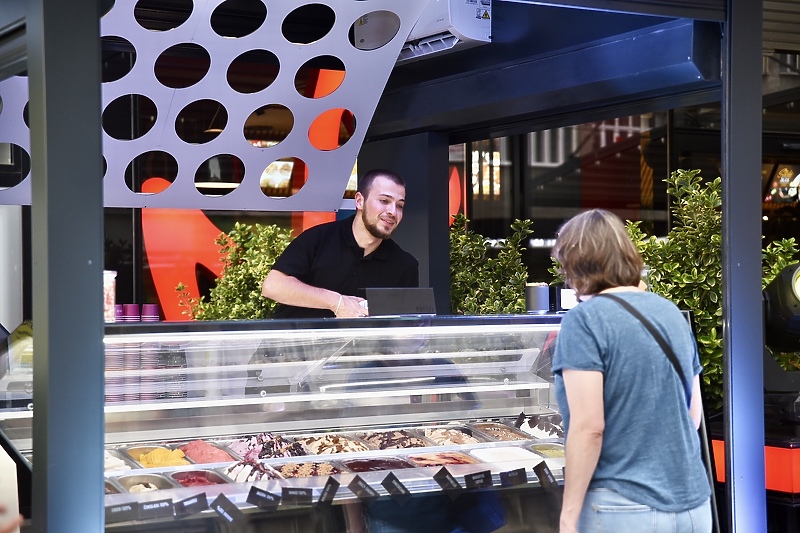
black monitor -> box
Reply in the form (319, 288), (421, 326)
(364, 287), (436, 316)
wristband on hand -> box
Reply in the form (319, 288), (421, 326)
(335, 294), (343, 315)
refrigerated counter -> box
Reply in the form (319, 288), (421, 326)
(0, 315), (565, 532)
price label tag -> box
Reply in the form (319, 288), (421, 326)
(137, 498), (174, 520)
(348, 475), (380, 504)
(315, 477), (340, 508)
(174, 493), (208, 519)
(105, 502), (138, 524)
(282, 487), (313, 507)
(381, 472), (412, 507)
(211, 493), (245, 523)
(499, 468), (528, 487)
(464, 470), (493, 490)
(533, 461), (557, 492)
(247, 486), (281, 511)
(433, 467), (463, 500)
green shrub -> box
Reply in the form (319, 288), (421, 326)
(177, 222), (293, 320)
(449, 214), (533, 315)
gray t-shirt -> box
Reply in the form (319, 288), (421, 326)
(553, 291), (710, 511)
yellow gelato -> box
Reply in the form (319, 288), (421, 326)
(137, 447), (189, 468)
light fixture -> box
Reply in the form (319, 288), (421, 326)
(204, 104), (224, 134)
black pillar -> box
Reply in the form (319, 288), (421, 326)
(359, 132), (451, 314)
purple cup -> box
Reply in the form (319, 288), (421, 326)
(141, 303), (160, 322)
(115, 304), (124, 321)
(122, 303), (140, 322)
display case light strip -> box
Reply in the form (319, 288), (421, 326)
(103, 323), (556, 345)
(96, 381), (549, 414)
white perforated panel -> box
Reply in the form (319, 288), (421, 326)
(0, 0), (430, 210)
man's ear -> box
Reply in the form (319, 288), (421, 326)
(354, 191), (364, 210)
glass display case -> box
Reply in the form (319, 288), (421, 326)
(0, 315), (565, 532)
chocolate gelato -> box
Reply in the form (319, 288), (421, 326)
(360, 430), (427, 450)
(228, 433), (306, 461)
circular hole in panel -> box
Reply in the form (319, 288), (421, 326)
(211, 0), (266, 38)
(283, 4), (335, 45)
(244, 104), (293, 146)
(194, 154), (244, 197)
(134, 0), (193, 31)
(175, 99), (227, 144)
(102, 157), (107, 177)
(103, 94), (157, 140)
(155, 43), (210, 88)
(101, 0), (115, 17)
(0, 95), (3, 115)
(295, 55), (345, 98)
(227, 49), (279, 94)
(22, 102), (28, 128)
(0, 144), (31, 190)
(260, 157), (307, 197)
(101, 36), (137, 83)
(125, 150), (178, 194)
(349, 11), (400, 51)
(308, 108), (356, 151)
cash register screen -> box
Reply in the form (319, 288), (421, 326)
(364, 287), (436, 316)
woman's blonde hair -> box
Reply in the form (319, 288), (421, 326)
(551, 209), (643, 298)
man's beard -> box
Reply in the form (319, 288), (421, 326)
(361, 209), (393, 240)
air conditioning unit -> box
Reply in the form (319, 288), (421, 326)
(354, 0), (491, 63)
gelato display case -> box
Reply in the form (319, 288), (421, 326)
(0, 315), (565, 531)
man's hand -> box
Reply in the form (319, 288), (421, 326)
(334, 295), (368, 318)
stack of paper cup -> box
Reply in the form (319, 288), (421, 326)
(122, 303), (140, 322)
(141, 303), (160, 322)
(103, 271), (117, 323)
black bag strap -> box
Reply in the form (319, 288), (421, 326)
(595, 292), (691, 407)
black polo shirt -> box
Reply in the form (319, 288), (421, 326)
(270, 215), (419, 319)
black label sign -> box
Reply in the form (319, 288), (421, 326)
(381, 472), (412, 507)
(175, 493), (208, 519)
(138, 498), (174, 521)
(348, 475), (379, 504)
(247, 486), (281, 510)
(533, 461), (557, 492)
(211, 493), (245, 523)
(433, 467), (463, 500)
(316, 477), (340, 508)
(282, 486), (313, 507)
(105, 502), (138, 524)
(499, 468), (528, 487)
(464, 470), (493, 490)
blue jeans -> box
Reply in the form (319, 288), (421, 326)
(578, 488), (712, 533)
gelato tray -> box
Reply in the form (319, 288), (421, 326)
(227, 432), (307, 460)
(115, 473), (178, 493)
(122, 445), (191, 468)
(471, 423), (530, 442)
(169, 469), (229, 488)
(221, 460), (283, 483)
(296, 433), (371, 455)
(416, 425), (487, 446)
(406, 451), (478, 467)
(340, 456), (415, 473)
(274, 461), (344, 478)
(176, 439), (236, 464)
(356, 429), (431, 450)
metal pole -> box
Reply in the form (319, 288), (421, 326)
(27, 0), (105, 530)
(721, 0), (767, 531)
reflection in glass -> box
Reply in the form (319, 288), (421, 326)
(154, 43), (210, 89)
(125, 150), (178, 194)
(294, 55), (345, 98)
(194, 154), (244, 197)
(260, 157), (307, 197)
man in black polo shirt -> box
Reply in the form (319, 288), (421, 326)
(261, 169), (419, 319)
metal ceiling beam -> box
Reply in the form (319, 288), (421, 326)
(367, 18), (721, 142)
(498, 0), (726, 21)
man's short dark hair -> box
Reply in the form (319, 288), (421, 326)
(357, 169), (405, 198)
